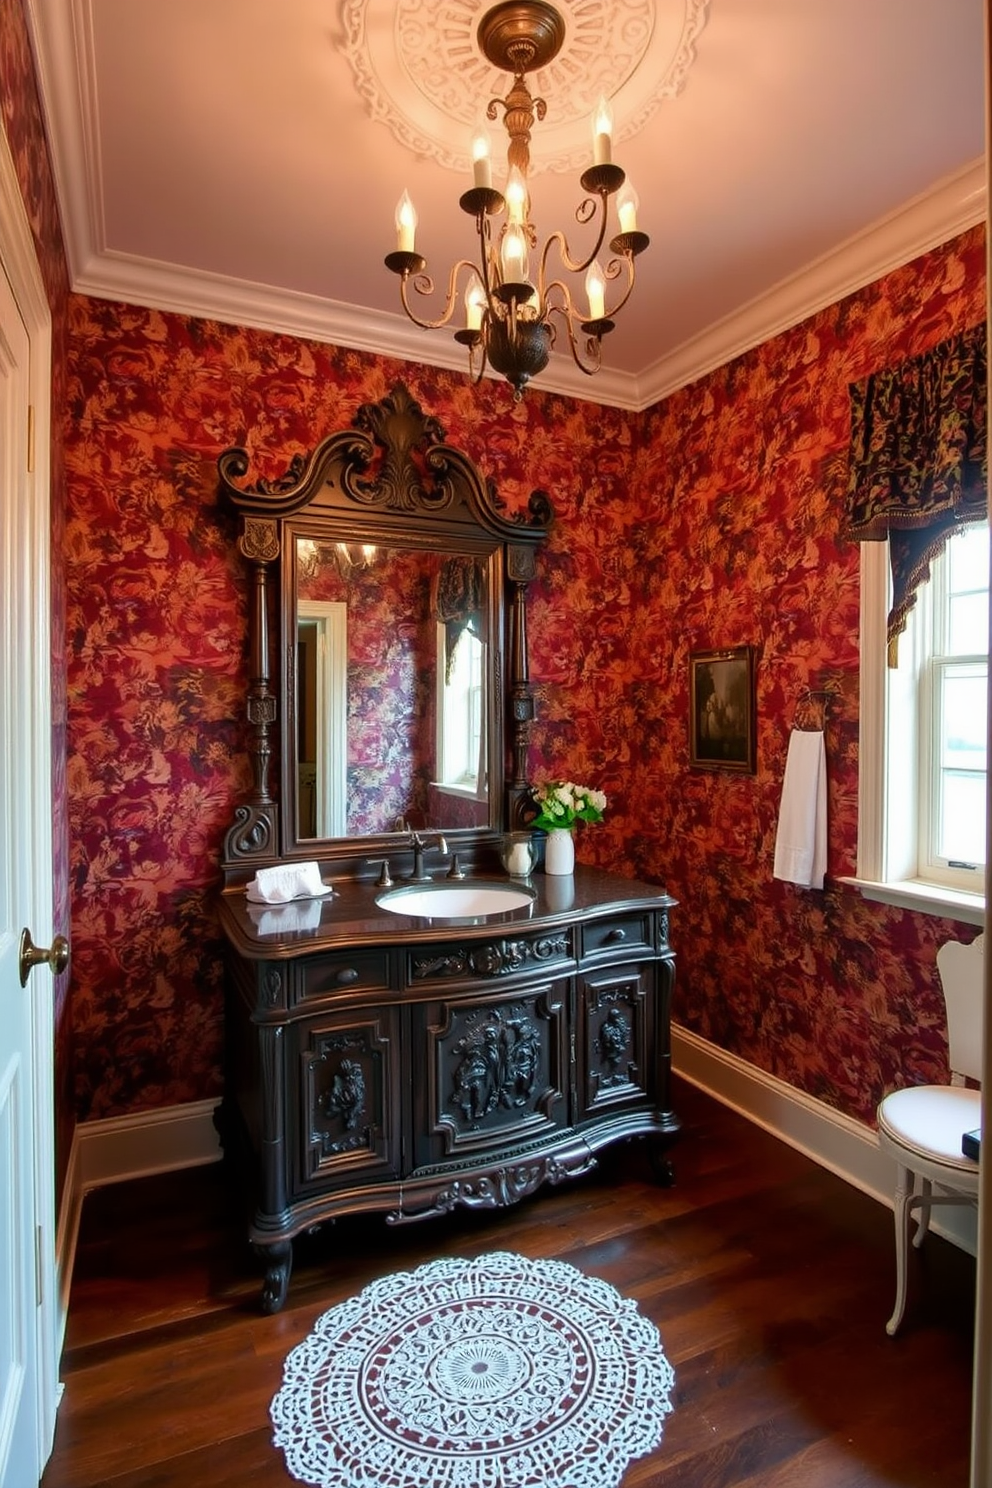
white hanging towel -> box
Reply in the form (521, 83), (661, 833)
(773, 729), (827, 890)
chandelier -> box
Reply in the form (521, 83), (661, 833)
(298, 540), (377, 581)
(383, 0), (649, 400)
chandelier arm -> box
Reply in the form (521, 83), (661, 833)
(599, 255), (637, 319)
(545, 303), (603, 377)
(398, 259), (483, 332)
(541, 276), (574, 319)
(476, 213), (501, 307)
(469, 321), (490, 385)
(536, 192), (611, 285)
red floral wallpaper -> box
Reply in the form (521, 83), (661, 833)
(616, 231), (987, 1119)
(62, 228), (984, 1127)
(1, 0), (73, 1189)
(4, 0), (982, 1194)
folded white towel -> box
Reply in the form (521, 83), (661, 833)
(247, 897), (324, 935)
(246, 861), (328, 904)
(773, 730), (827, 890)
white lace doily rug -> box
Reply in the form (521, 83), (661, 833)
(270, 1249), (675, 1488)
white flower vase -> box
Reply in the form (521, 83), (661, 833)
(544, 827), (575, 876)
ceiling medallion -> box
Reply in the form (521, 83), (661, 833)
(340, 0), (710, 174)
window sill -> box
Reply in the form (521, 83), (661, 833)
(431, 782), (487, 804)
(839, 876), (985, 927)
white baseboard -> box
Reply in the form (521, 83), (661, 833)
(671, 1023), (978, 1258)
(54, 1098), (222, 1348)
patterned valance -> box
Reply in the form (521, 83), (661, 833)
(845, 323), (988, 654)
(433, 557), (485, 681)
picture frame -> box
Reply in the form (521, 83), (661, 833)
(689, 646), (756, 773)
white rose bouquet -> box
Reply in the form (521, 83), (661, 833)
(530, 780), (607, 832)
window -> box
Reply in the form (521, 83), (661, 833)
(435, 624), (486, 796)
(851, 521), (988, 923)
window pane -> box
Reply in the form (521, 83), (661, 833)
(934, 657), (987, 868)
(948, 591), (989, 654)
(940, 664), (987, 772)
(938, 771), (987, 865)
(948, 521), (990, 594)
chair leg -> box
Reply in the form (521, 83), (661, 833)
(913, 1177), (932, 1248)
(886, 1164), (913, 1336)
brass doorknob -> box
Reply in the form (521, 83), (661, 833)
(18, 929), (69, 988)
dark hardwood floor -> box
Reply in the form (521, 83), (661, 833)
(42, 1078), (976, 1488)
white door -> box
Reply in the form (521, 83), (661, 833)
(0, 127), (59, 1486)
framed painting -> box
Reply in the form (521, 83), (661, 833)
(689, 646), (756, 773)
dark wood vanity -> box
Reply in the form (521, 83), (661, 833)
(218, 868), (677, 1312)
(216, 385), (678, 1311)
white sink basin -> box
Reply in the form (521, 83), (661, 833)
(376, 881), (536, 918)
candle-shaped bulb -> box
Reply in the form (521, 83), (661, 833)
(501, 222), (528, 283)
(395, 190), (417, 253)
(585, 259), (606, 321)
(592, 96), (613, 166)
(505, 165), (528, 225)
(617, 179), (639, 234)
(471, 122), (492, 190)
(464, 275), (486, 331)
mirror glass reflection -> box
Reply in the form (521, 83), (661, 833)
(294, 536), (490, 840)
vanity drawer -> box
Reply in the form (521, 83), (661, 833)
(581, 913), (653, 960)
(296, 950), (391, 1005)
(404, 926), (574, 989)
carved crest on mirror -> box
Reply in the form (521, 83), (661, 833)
(218, 383), (552, 876)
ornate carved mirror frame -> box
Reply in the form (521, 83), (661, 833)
(217, 383), (552, 879)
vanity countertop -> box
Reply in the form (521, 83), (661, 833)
(218, 864), (677, 961)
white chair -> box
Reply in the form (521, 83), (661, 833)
(876, 933), (983, 1336)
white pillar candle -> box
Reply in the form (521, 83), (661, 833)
(471, 124), (492, 190)
(592, 96), (613, 166)
(617, 180), (639, 234)
(395, 191), (417, 253)
(501, 222), (528, 282)
(464, 276), (486, 331)
(585, 260), (606, 321)
(505, 165), (528, 225)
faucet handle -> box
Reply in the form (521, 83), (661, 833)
(367, 859), (393, 888)
(446, 853), (465, 880)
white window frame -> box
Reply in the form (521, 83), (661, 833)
(433, 622), (487, 802)
(297, 600), (348, 838)
(843, 537), (986, 926)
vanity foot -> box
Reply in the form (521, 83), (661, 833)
(255, 1240), (293, 1314)
(649, 1143), (676, 1187)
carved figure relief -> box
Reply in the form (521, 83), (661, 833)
(450, 1008), (542, 1123)
(325, 1058), (367, 1130)
(596, 1006), (632, 1088)
(311, 1034), (377, 1157)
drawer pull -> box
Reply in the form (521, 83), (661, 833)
(334, 967), (360, 985)
(605, 927), (627, 944)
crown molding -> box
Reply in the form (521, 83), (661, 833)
(25, 2), (988, 415)
(71, 154), (986, 415)
(635, 160), (987, 408)
(69, 247), (647, 409)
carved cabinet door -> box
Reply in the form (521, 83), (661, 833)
(575, 964), (655, 1123)
(292, 1007), (402, 1195)
(410, 978), (569, 1170)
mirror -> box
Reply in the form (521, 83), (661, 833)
(217, 383), (552, 873)
(293, 535), (492, 839)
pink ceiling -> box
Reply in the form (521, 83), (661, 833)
(29, 0), (986, 407)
